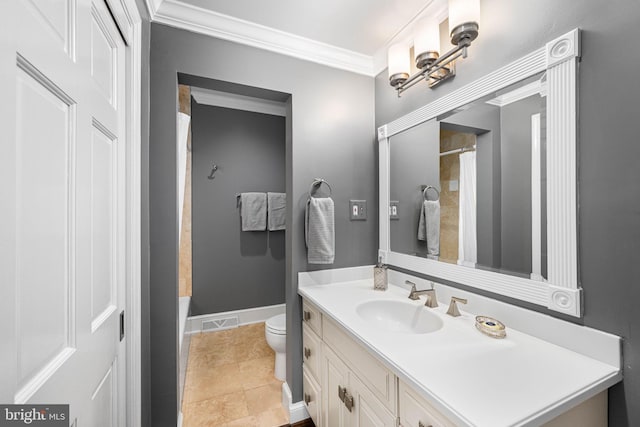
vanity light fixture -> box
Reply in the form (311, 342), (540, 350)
(388, 0), (480, 96)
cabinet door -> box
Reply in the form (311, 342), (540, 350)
(351, 374), (396, 427)
(303, 365), (322, 427)
(323, 345), (352, 427)
(399, 381), (457, 427)
(303, 324), (322, 381)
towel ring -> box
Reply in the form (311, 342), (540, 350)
(423, 185), (440, 201)
(309, 178), (332, 198)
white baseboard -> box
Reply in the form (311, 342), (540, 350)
(187, 303), (285, 334)
(282, 381), (310, 424)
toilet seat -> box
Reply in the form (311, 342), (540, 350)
(266, 313), (286, 335)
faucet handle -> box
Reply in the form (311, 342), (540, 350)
(446, 296), (468, 317)
(406, 280), (419, 300)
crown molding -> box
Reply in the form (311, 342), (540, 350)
(153, 0), (376, 76)
(144, 0), (164, 18)
(485, 80), (545, 107)
(191, 87), (287, 117)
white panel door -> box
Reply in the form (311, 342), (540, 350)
(350, 375), (395, 427)
(0, 0), (126, 425)
(322, 346), (352, 427)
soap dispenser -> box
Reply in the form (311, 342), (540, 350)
(373, 256), (388, 291)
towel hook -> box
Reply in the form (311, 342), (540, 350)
(207, 164), (219, 180)
(309, 178), (332, 198)
(422, 185), (440, 201)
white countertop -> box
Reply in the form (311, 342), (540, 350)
(298, 268), (622, 427)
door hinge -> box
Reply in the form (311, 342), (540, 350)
(119, 310), (125, 341)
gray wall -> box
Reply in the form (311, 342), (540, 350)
(389, 121), (440, 255)
(500, 95), (540, 274)
(190, 102), (285, 315)
(149, 23), (376, 426)
(375, 0), (640, 424)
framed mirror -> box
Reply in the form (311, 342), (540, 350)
(378, 29), (581, 317)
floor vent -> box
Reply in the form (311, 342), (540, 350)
(202, 316), (239, 331)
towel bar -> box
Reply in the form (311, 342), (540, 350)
(309, 178), (332, 198)
(421, 185), (440, 201)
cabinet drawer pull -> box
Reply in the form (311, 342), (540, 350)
(304, 393), (311, 405)
(304, 347), (311, 359)
(344, 392), (355, 412)
(418, 422), (432, 427)
(338, 385), (346, 402)
(303, 310), (312, 321)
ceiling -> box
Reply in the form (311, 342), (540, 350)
(181, 0), (433, 55)
(147, 0), (448, 76)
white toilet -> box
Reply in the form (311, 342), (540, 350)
(265, 313), (286, 381)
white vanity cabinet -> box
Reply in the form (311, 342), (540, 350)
(302, 300), (323, 427)
(302, 299), (396, 427)
(323, 344), (396, 427)
(301, 296), (610, 427)
(298, 269), (621, 427)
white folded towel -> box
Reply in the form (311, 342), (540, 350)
(418, 200), (440, 256)
(240, 192), (267, 231)
(267, 192), (286, 231)
(305, 197), (335, 264)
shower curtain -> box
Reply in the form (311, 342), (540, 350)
(458, 151), (477, 267)
(177, 112), (191, 241)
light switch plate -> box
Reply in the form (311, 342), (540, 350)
(389, 201), (399, 220)
(349, 200), (367, 220)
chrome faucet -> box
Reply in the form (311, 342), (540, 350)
(406, 281), (438, 308)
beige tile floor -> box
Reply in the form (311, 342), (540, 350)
(183, 322), (289, 427)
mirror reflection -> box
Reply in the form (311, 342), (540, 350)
(389, 72), (547, 280)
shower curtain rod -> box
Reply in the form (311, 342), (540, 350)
(439, 146), (476, 157)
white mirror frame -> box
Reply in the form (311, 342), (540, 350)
(378, 29), (582, 317)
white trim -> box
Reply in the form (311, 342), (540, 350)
(282, 382), (311, 424)
(177, 411), (183, 427)
(153, 0), (374, 76)
(544, 31), (580, 316)
(144, 0), (163, 18)
(191, 87), (287, 117)
(548, 285), (582, 317)
(485, 80), (544, 107)
(531, 113), (542, 281)
(117, 1), (143, 427)
(378, 29), (582, 317)
(187, 303), (286, 334)
(546, 28), (581, 68)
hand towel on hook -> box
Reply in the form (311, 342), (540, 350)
(418, 200), (440, 258)
(305, 196), (335, 264)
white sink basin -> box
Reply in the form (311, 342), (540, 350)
(355, 300), (443, 334)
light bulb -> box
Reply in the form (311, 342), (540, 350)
(388, 43), (410, 87)
(414, 17), (440, 69)
(448, 0), (480, 45)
